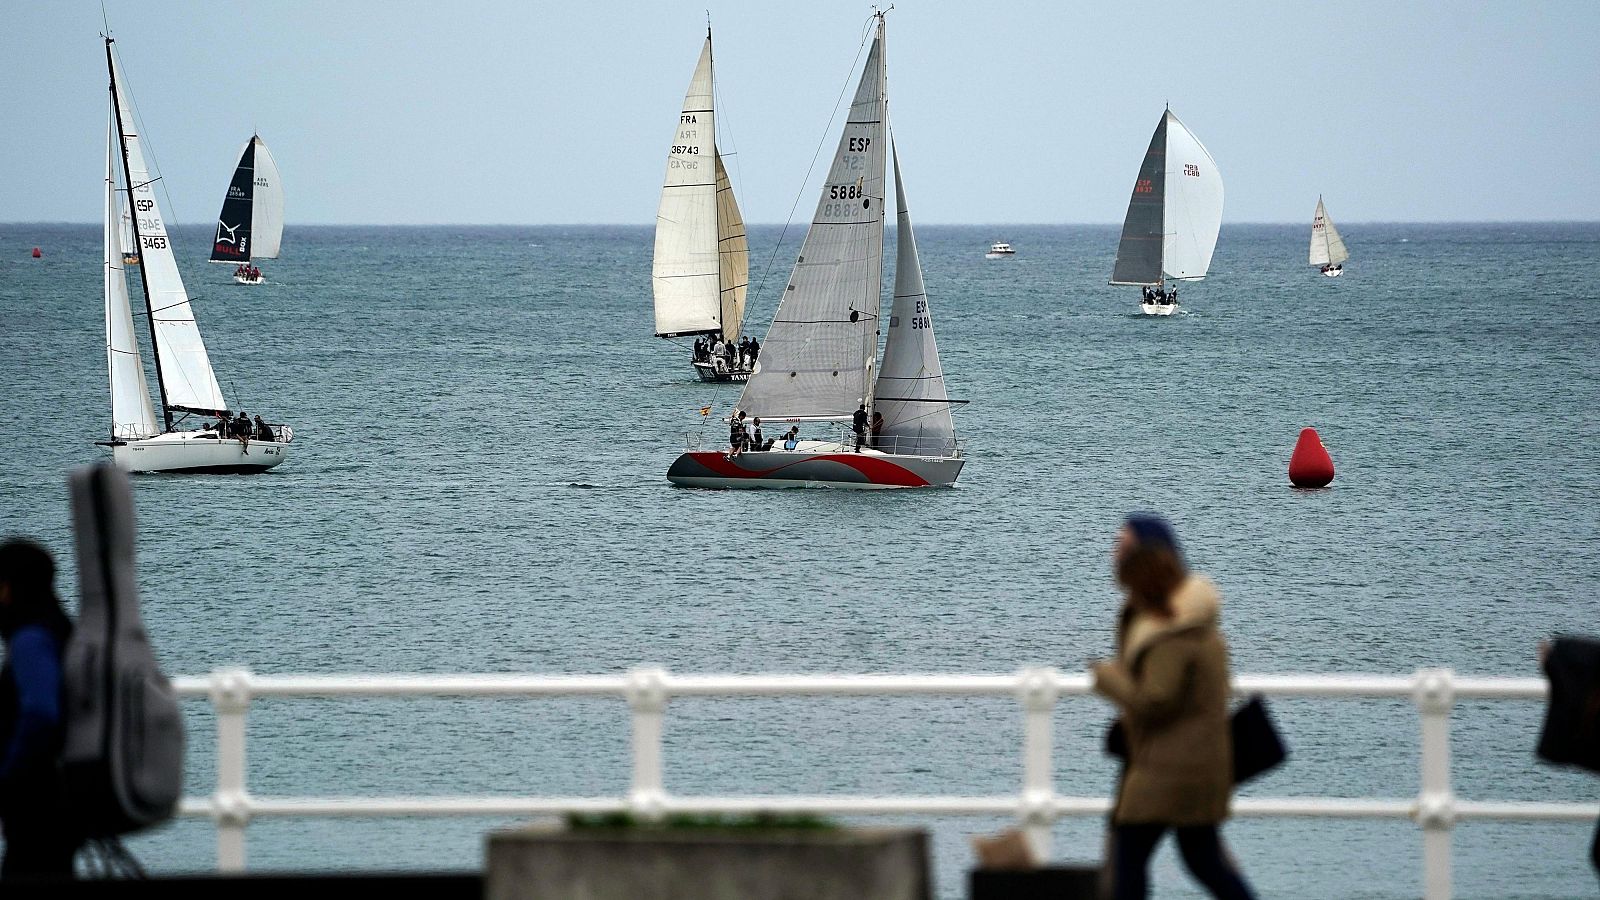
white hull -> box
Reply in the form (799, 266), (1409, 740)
(234, 274), (264, 285)
(1321, 267), (1344, 278)
(984, 253), (1013, 260)
(108, 430), (289, 473)
(1140, 302), (1178, 316)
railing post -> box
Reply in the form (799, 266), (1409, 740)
(1017, 667), (1060, 861)
(1413, 668), (1456, 900)
(626, 667), (668, 822)
(208, 667), (254, 872)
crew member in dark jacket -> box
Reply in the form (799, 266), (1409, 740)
(1091, 515), (1255, 900)
(0, 539), (78, 880)
(1538, 635), (1600, 877)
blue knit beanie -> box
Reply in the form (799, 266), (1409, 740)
(1125, 514), (1181, 558)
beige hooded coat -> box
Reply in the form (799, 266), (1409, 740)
(1092, 575), (1234, 825)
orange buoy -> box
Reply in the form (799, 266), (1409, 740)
(31, 247), (42, 258)
(1289, 427), (1335, 488)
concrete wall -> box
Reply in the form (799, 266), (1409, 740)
(487, 826), (930, 900)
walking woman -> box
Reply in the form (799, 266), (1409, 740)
(1091, 515), (1254, 899)
(0, 538), (79, 880)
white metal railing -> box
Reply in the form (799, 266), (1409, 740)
(167, 668), (1592, 900)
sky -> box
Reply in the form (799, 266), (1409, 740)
(3, 1), (1598, 225)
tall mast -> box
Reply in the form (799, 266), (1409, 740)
(863, 10), (887, 417)
(106, 36), (173, 432)
(708, 25), (722, 332)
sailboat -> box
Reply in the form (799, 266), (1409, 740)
(209, 134), (283, 285)
(118, 199), (139, 265)
(1109, 107), (1224, 316)
(651, 28), (751, 383)
(667, 11), (965, 489)
(100, 36), (291, 473)
(1310, 196), (1348, 277)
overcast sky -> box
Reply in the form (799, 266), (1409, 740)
(4, 1), (1597, 225)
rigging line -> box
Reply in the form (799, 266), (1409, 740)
(745, 15), (876, 318)
(115, 43), (187, 245)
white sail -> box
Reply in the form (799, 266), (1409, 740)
(251, 136), (284, 259)
(1161, 110), (1224, 281)
(873, 141), (954, 456)
(104, 113), (159, 440)
(714, 151), (748, 342)
(110, 46), (227, 415)
(737, 20), (887, 420)
(652, 37), (721, 337)
(1310, 197), (1349, 267)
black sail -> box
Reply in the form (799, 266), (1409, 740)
(1109, 113), (1168, 285)
(210, 139), (256, 263)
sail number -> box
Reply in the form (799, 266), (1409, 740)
(828, 184), (865, 200)
(909, 299), (930, 330)
(1135, 179), (1154, 194)
(671, 145), (700, 155)
(141, 235), (168, 250)
(1183, 164), (1200, 177)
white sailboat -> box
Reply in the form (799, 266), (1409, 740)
(210, 134), (283, 285)
(1109, 107), (1224, 315)
(100, 36), (291, 473)
(651, 28), (751, 383)
(1310, 196), (1349, 277)
(667, 12), (965, 489)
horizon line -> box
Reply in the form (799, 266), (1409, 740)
(7, 219), (1600, 228)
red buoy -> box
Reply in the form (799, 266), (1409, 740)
(31, 247), (42, 258)
(1289, 427), (1335, 488)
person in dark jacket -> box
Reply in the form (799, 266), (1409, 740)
(852, 404), (868, 452)
(254, 415), (275, 442)
(0, 538), (78, 880)
(1091, 515), (1255, 900)
(1537, 636), (1600, 877)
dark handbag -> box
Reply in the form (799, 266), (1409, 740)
(1230, 694), (1287, 783)
(1103, 694), (1287, 785)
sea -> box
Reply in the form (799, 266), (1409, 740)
(0, 221), (1597, 898)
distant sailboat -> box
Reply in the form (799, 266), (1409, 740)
(209, 134), (283, 285)
(1310, 196), (1349, 277)
(101, 36), (291, 473)
(118, 191), (139, 265)
(1110, 107), (1224, 315)
(667, 11), (965, 489)
(652, 28), (751, 383)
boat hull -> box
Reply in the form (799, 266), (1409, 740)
(667, 448), (963, 489)
(109, 431), (289, 473)
(1321, 267), (1344, 277)
(234, 274), (264, 285)
(1140, 302), (1179, 316)
(692, 360), (752, 383)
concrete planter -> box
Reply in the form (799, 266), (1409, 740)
(487, 825), (930, 900)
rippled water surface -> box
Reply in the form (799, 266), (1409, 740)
(1, 222), (1597, 897)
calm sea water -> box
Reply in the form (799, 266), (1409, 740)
(1, 221), (1597, 898)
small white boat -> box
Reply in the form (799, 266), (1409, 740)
(210, 134), (283, 285)
(101, 37), (291, 474)
(1109, 107), (1223, 315)
(668, 12), (965, 490)
(985, 241), (1015, 259)
(651, 27), (751, 382)
(1310, 196), (1349, 277)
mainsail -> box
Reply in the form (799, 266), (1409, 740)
(1110, 109), (1224, 284)
(210, 138), (255, 263)
(1309, 196), (1349, 267)
(210, 135), (284, 264)
(108, 39), (227, 418)
(652, 36), (722, 338)
(714, 152), (748, 342)
(737, 20), (887, 420)
(1110, 114), (1167, 285)
(104, 113), (158, 441)
(872, 140), (955, 456)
